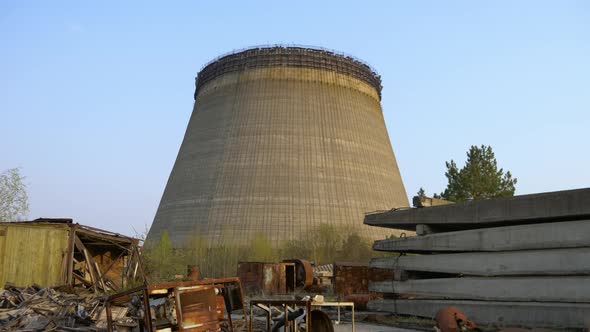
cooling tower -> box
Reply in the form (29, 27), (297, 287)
(148, 46), (409, 248)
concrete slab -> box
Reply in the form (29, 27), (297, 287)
(370, 248), (590, 276)
(372, 219), (590, 252)
(370, 276), (590, 302)
(365, 188), (590, 231)
(368, 299), (590, 328)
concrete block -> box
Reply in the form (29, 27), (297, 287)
(370, 276), (590, 302)
(370, 248), (590, 276)
(415, 224), (438, 235)
(412, 196), (454, 208)
(373, 220), (590, 252)
(365, 188), (590, 231)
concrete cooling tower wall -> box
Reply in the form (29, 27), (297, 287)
(147, 46), (409, 248)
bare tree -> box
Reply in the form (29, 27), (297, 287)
(0, 168), (29, 221)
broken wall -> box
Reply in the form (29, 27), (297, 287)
(0, 223), (70, 287)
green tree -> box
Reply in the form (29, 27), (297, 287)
(416, 187), (426, 197)
(337, 232), (373, 263)
(143, 230), (185, 281)
(184, 225), (245, 278)
(440, 145), (517, 202)
(0, 168), (29, 221)
(248, 233), (276, 262)
(310, 223), (345, 264)
(280, 239), (312, 260)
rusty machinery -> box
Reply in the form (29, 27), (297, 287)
(105, 277), (246, 332)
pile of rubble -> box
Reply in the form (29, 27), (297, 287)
(0, 284), (102, 331)
(0, 283), (144, 331)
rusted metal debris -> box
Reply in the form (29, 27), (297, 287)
(1, 277), (247, 331)
(248, 299), (336, 332)
(282, 259), (314, 289)
(238, 262), (295, 295)
(238, 259), (313, 295)
(144, 277), (247, 332)
(309, 310), (334, 332)
(332, 262), (394, 310)
(104, 285), (153, 332)
(434, 306), (478, 332)
(249, 299), (312, 332)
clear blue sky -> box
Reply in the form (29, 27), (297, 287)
(1, 1), (589, 236)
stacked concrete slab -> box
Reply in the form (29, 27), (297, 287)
(364, 188), (590, 328)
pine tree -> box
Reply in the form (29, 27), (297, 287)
(440, 145), (517, 202)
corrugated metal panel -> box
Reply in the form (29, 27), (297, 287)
(0, 223), (69, 287)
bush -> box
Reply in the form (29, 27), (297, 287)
(142, 230), (186, 281)
(143, 223), (380, 280)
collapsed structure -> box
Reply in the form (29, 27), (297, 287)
(365, 188), (590, 328)
(0, 218), (143, 291)
(0, 277), (247, 331)
(148, 46), (409, 248)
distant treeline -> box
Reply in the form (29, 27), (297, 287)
(141, 223), (395, 281)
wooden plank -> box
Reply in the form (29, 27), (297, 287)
(0, 224), (69, 287)
(373, 219), (590, 252)
(365, 187), (590, 231)
(370, 276), (590, 302)
(65, 225), (77, 286)
(368, 299), (590, 328)
(370, 248), (590, 276)
(74, 235), (100, 292)
(94, 262), (108, 291)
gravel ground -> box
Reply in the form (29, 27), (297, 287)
(334, 321), (423, 332)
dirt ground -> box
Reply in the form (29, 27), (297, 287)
(334, 321), (423, 332)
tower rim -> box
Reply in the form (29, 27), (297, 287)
(194, 45), (383, 100)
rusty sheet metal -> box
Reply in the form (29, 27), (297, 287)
(333, 262), (393, 309)
(238, 262), (285, 295)
(282, 259), (313, 288)
(176, 285), (219, 332)
(215, 295), (226, 319)
(148, 277), (243, 292)
(148, 276), (247, 330)
(310, 310), (335, 332)
(239, 261), (307, 295)
(237, 262), (265, 294)
(278, 262), (293, 293)
(262, 263), (280, 295)
(149, 277), (245, 310)
(333, 262), (394, 296)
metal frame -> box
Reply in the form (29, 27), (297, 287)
(148, 277), (248, 332)
(105, 285), (153, 332)
(195, 46), (383, 100)
(311, 301), (355, 332)
(249, 299), (311, 332)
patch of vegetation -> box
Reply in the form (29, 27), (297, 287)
(142, 223), (388, 281)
